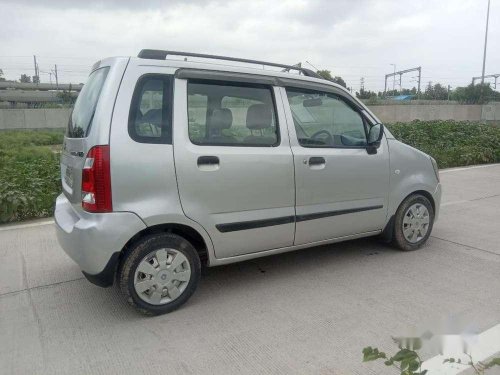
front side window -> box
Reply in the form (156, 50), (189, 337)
(286, 89), (367, 148)
(187, 81), (279, 146)
(67, 67), (109, 138)
(129, 75), (173, 144)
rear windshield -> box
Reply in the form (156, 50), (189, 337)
(67, 67), (110, 138)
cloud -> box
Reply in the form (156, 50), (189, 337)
(0, 0), (497, 91)
(0, 0), (208, 10)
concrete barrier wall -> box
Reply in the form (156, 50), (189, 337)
(0, 108), (72, 130)
(481, 103), (500, 123)
(369, 104), (484, 123)
(0, 104), (499, 130)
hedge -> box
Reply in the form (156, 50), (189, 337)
(1, 121), (499, 223)
(0, 130), (63, 223)
(386, 121), (500, 168)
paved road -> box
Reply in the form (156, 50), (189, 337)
(1, 165), (499, 375)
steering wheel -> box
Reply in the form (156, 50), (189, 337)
(310, 130), (333, 145)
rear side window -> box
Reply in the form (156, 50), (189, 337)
(187, 81), (279, 146)
(129, 74), (173, 144)
(67, 67), (109, 138)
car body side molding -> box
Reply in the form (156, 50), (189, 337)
(215, 205), (384, 233)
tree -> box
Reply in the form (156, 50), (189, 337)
(316, 69), (347, 88)
(19, 74), (31, 83)
(57, 84), (77, 105)
(401, 87), (417, 96)
(0, 69), (5, 82)
(317, 69), (333, 81)
(332, 76), (347, 88)
(384, 89), (399, 97)
(423, 82), (448, 100)
(450, 83), (500, 104)
(356, 88), (378, 99)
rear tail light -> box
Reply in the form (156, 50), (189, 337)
(81, 145), (112, 212)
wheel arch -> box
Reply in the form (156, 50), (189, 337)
(118, 223), (210, 274)
(407, 189), (436, 214)
(382, 189), (436, 242)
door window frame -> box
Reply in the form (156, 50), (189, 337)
(284, 86), (373, 149)
(186, 79), (281, 147)
(128, 73), (174, 144)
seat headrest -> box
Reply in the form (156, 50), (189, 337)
(246, 104), (272, 130)
(209, 108), (233, 130)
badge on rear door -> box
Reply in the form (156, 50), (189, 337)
(64, 166), (74, 188)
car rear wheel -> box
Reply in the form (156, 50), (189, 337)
(119, 233), (201, 315)
(393, 194), (434, 251)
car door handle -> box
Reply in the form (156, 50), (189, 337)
(308, 157), (326, 166)
(197, 156), (220, 166)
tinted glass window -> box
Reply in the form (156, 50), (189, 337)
(129, 75), (172, 143)
(286, 89), (367, 148)
(67, 67), (109, 138)
(188, 82), (278, 146)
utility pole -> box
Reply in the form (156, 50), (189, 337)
(54, 64), (59, 89)
(33, 55), (39, 82)
(360, 77), (365, 92)
(390, 64), (396, 94)
(480, 0), (491, 87)
(480, 0), (491, 101)
(385, 66), (421, 98)
(417, 67), (421, 99)
(447, 85), (451, 101)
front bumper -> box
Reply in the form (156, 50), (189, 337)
(54, 194), (146, 286)
(432, 182), (442, 222)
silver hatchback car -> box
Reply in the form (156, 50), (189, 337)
(55, 50), (442, 315)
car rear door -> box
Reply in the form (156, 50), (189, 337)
(280, 86), (390, 246)
(61, 66), (111, 205)
(60, 59), (128, 208)
(173, 76), (295, 259)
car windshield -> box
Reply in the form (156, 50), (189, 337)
(67, 67), (109, 138)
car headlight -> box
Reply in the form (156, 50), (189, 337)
(430, 156), (439, 182)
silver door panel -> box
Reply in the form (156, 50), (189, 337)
(173, 82), (296, 258)
(279, 87), (390, 245)
(294, 199), (385, 244)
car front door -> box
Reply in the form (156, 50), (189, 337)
(173, 78), (295, 259)
(280, 86), (390, 246)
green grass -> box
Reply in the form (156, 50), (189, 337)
(386, 121), (500, 168)
(0, 130), (64, 223)
(0, 121), (499, 223)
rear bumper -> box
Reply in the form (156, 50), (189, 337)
(54, 194), (146, 287)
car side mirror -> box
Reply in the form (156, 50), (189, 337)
(366, 123), (384, 155)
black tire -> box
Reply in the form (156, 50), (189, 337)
(119, 233), (201, 316)
(393, 194), (434, 251)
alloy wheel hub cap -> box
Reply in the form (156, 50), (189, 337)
(402, 203), (430, 243)
(133, 248), (191, 305)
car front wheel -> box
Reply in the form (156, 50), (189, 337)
(393, 194), (434, 251)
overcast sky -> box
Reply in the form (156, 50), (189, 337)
(0, 0), (498, 92)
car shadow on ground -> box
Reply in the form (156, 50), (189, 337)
(71, 237), (401, 321)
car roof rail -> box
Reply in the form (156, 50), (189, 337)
(137, 49), (323, 79)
